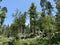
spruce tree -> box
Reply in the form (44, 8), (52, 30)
(0, 0), (7, 35)
(56, 0), (60, 31)
(29, 3), (38, 34)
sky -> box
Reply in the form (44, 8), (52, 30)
(0, 0), (56, 26)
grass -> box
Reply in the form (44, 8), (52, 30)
(0, 35), (14, 42)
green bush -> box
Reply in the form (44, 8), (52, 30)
(13, 35), (60, 45)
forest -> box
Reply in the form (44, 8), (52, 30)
(0, 0), (60, 45)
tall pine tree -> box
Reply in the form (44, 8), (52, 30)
(29, 3), (38, 34)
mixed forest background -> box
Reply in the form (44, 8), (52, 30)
(0, 0), (60, 45)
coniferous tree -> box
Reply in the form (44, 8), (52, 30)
(56, 0), (60, 31)
(21, 12), (26, 34)
(0, 1), (7, 35)
(29, 3), (38, 34)
(39, 0), (47, 32)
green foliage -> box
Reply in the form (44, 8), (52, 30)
(56, 1), (60, 11)
(1, 7), (7, 13)
(0, 0), (7, 36)
(0, 36), (14, 42)
(14, 33), (60, 45)
(0, 0), (60, 45)
(29, 3), (38, 33)
(41, 15), (56, 32)
(56, 0), (60, 31)
(0, 12), (6, 25)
